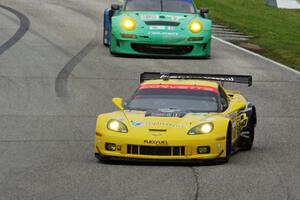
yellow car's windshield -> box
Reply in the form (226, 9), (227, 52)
(126, 85), (220, 112)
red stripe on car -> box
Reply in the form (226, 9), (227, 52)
(139, 84), (218, 93)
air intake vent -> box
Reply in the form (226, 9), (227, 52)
(149, 129), (167, 132)
(131, 43), (193, 55)
(127, 145), (185, 156)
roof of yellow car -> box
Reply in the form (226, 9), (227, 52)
(141, 79), (219, 88)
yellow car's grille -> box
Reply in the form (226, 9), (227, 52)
(127, 145), (185, 156)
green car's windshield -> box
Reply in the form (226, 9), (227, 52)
(125, 87), (220, 112)
(125, 0), (196, 14)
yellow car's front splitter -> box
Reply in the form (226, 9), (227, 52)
(94, 134), (227, 162)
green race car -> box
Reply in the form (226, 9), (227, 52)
(103, 0), (212, 58)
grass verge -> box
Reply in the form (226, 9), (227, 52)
(195, 0), (300, 71)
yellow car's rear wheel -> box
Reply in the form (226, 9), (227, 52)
(240, 114), (256, 150)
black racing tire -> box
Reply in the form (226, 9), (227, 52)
(102, 27), (105, 46)
(224, 124), (232, 163)
(240, 116), (256, 150)
(103, 24), (109, 47)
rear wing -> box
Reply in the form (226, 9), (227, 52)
(140, 72), (252, 87)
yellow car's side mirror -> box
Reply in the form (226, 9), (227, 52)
(112, 97), (124, 110)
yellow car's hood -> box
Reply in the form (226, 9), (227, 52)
(97, 109), (230, 139)
(121, 110), (219, 133)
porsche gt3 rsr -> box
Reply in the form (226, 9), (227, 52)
(103, 0), (211, 58)
(94, 72), (257, 163)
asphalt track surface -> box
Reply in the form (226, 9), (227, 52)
(0, 1), (300, 200)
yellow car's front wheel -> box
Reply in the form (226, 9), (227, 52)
(222, 124), (232, 163)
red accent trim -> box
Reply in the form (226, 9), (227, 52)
(139, 84), (218, 93)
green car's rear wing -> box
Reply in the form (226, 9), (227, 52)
(140, 72), (252, 86)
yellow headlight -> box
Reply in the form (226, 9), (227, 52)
(107, 119), (128, 133)
(200, 123), (213, 133)
(108, 120), (120, 130)
(188, 122), (214, 135)
(189, 21), (202, 33)
(122, 18), (136, 31)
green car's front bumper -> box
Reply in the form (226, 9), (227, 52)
(110, 33), (211, 57)
(109, 12), (212, 58)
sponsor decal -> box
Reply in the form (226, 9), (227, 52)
(149, 26), (165, 30)
(167, 26), (176, 31)
(141, 14), (184, 21)
(141, 14), (159, 20)
(191, 113), (209, 116)
(148, 32), (161, 35)
(139, 84), (218, 93)
(132, 122), (142, 126)
(163, 32), (178, 36)
(207, 77), (234, 81)
(159, 75), (236, 83)
(165, 15), (185, 21)
(144, 140), (168, 145)
(131, 121), (186, 128)
(238, 118), (248, 129)
(148, 32), (179, 36)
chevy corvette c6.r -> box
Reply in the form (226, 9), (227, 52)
(103, 0), (212, 58)
(94, 72), (257, 164)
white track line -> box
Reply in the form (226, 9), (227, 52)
(212, 36), (300, 75)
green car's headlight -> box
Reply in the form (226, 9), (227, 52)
(107, 119), (128, 133)
(188, 122), (214, 135)
(189, 20), (203, 33)
(121, 18), (136, 31)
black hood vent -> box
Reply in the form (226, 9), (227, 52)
(145, 110), (187, 118)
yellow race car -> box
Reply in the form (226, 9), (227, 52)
(94, 72), (257, 163)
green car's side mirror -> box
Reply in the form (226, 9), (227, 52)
(199, 8), (209, 18)
(111, 4), (122, 11)
(112, 97), (124, 110)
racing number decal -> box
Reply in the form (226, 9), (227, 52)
(232, 113), (249, 142)
(238, 113), (248, 130)
(229, 112), (248, 142)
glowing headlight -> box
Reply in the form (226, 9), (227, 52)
(107, 119), (128, 133)
(122, 18), (136, 31)
(189, 21), (202, 33)
(188, 122), (214, 135)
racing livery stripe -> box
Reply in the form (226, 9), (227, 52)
(139, 84), (218, 93)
